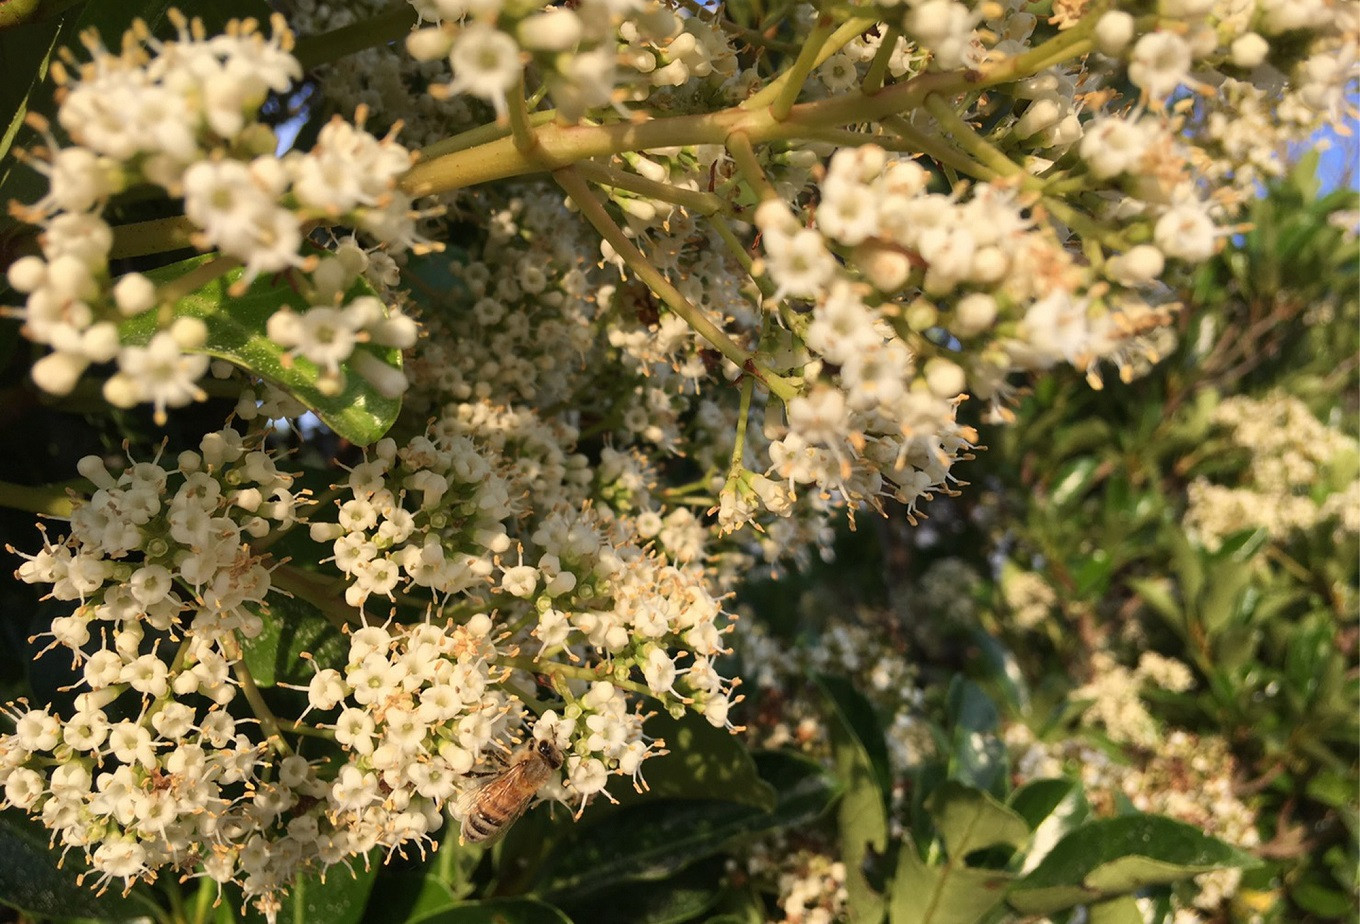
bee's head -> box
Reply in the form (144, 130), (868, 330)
(536, 737), (563, 770)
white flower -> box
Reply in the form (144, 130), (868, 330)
(1094, 11), (1135, 54)
(1080, 116), (1151, 179)
(1154, 201), (1218, 263)
(103, 332), (210, 422)
(448, 24), (521, 116)
(1128, 32), (1192, 102)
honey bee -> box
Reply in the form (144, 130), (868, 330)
(455, 737), (563, 844)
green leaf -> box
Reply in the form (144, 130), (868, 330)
(967, 628), (1029, 712)
(534, 751), (836, 902)
(819, 675), (891, 924)
(364, 873), (460, 924)
(1049, 457), (1100, 508)
(0, 809), (158, 920)
(614, 710), (775, 811)
(1197, 558), (1253, 639)
(127, 255), (403, 445)
(1008, 778), (1090, 874)
(1088, 896), (1145, 924)
(889, 836), (1014, 924)
(1007, 779), (1081, 831)
(556, 856), (725, 924)
(815, 673), (892, 799)
(1129, 578), (1181, 628)
(240, 589), (348, 687)
(927, 782), (1029, 860)
(945, 678), (1006, 795)
(260, 859), (380, 924)
(417, 898), (574, 924)
(1007, 815), (1260, 914)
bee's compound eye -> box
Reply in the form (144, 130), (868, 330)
(538, 738), (562, 767)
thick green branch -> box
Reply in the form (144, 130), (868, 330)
(401, 69), (965, 197)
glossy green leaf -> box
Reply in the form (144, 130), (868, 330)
(945, 678), (1006, 795)
(819, 675), (891, 924)
(1088, 895), (1145, 924)
(816, 673), (892, 799)
(0, 809), (157, 920)
(240, 589), (348, 687)
(612, 710), (776, 811)
(1008, 779), (1080, 831)
(1007, 815), (1260, 914)
(1008, 779), (1091, 874)
(534, 751), (836, 902)
(1049, 457), (1100, 508)
(889, 836), (1014, 924)
(126, 255), (403, 445)
(418, 898), (574, 924)
(364, 873), (459, 924)
(241, 858), (380, 924)
(927, 782), (1029, 860)
(555, 857), (725, 924)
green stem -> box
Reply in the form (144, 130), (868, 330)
(767, 14), (835, 121)
(281, 720), (339, 740)
(882, 114), (995, 180)
(712, 215), (777, 304)
(507, 73), (536, 154)
(292, 2), (418, 70)
(420, 109), (558, 161)
(554, 167), (796, 400)
(252, 485), (345, 554)
(227, 638), (293, 756)
(0, 479), (74, 517)
(270, 562), (358, 630)
(973, 14), (1102, 89)
(728, 375), (756, 472)
(155, 256), (242, 322)
(109, 216), (198, 260)
(190, 877), (215, 924)
(506, 657), (654, 700)
(401, 68), (966, 197)
(924, 93), (1025, 179)
(574, 160), (728, 215)
(1042, 195), (1127, 250)
(726, 131), (778, 203)
(861, 26), (901, 95)
(743, 16), (876, 114)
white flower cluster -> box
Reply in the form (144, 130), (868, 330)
(1071, 651), (1195, 748)
(999, 563), (1059, 631)
(310, 420), (742, 730)
(739, 835), (849, 924)
(5, 14), (425, 419)
(0, 431), (306, 904)
(406, 0), (740, 121)
(1185, 391), (1360, 550)
(0, 416), (744, 913)
(13, 430), (294, 648)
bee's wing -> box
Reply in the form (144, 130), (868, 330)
(455, 762), (534, 844)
